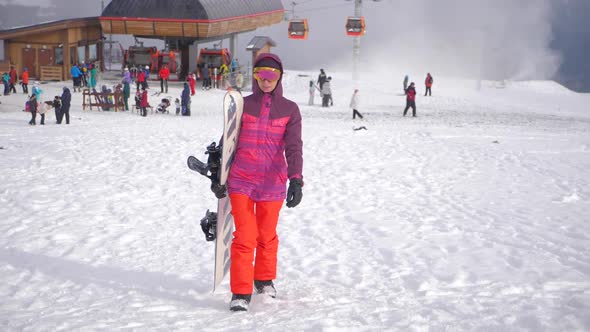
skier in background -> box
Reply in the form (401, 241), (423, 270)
(188, 72), (196, 96)
(89, 63), (98, 90)
(27, 93), (37, 125)
(71, 64), (82, 92)
(231, 58), (239, 72)
(21, 67), (29, 94)
(403, 82), (417, 117)
(425, 73), (433, 96)
(202, 63), (211, 90)
(142, 65), (150, 89)
(181, 82), (191, 116)
(9, 66), (17, 94)
(2, 72), (9, 95)
(317, 68), (327, 92)
(227, 53), (303, 312)
(139, 86), (149, 117)
(321, 77), (332, 107)
(136, 69), (146, 91)
(123, 68), (131, 111)
(159, 64), (170, 93)
(52, 95), (62, 124)
(308, 80), (319, 105)
(350, 89), (363, 119)
(60, 87), (71, 124)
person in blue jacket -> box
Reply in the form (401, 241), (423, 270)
(181, 82), (191, 116)
(71, 64), (82, 92)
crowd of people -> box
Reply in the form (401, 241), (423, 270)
(124, 62), (245, 117)
(25, 85), (72, 126)
(306, 68), (435, 119)
(2, 66), (28, 96)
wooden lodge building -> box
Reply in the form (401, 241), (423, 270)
(0, 0), (283, 81)
(0, 17), (103, 81)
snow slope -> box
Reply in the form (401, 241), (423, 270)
(1, 72), (589, 331)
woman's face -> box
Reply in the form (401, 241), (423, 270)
(257, 79), (278, 93)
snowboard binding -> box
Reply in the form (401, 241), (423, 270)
(200, 209), (217, 241)
(187, 141), (227, 199)
(205, 142), (227, 199)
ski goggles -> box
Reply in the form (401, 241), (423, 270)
(253, 67), (281, 82)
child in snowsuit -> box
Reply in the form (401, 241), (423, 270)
(52, 95), (62, 124)
(140, 87), (149, 117)
(39, 100), (54, 125)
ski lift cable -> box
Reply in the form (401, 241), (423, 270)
(290, 0), (383, 14)
(295, 3), (351, 13)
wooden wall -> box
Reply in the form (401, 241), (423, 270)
(101, 12), (283, 39)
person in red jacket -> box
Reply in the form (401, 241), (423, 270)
(21, 67), (29, 94)
(9, 66), (18, 94)
(424, 73), (433, 96)
(136, 70), (146, 91)
(188, 72), (196, 96)
(403, 82), (417, 117)
(159, 64), (170, 93)
(139, 86), (149, 117)
(227, 53), (303, 312)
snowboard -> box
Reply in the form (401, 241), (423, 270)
(187, 90), (243, 292)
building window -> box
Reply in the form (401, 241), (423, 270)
(70, 47), (77, 64)
(88, 44), (97, 62)
(77, 46), (86, 64)
(55, 47), (64, 65)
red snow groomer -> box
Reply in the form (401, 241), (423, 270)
(123, 46), (157, 73)
(196, 48), (232, 80)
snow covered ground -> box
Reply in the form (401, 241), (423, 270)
(1, 71), (589, 331)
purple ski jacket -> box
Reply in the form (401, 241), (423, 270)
(227, 53), (303, 202)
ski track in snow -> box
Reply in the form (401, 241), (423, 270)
(1, 73), (589, 331)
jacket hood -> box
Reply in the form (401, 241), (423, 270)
(252, 53), (283, 97)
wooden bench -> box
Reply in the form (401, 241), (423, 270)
(82, 89), (124, 111)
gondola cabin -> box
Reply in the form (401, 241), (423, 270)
(346, 16), (366, 36)
(288, 19), (308, 40)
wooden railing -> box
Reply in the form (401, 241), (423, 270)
(82, 88), (124, 111)
(40, 66), (63, 81)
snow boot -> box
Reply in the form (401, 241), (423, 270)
(254, 280), (276, 298)
(229, 294), (251, 312)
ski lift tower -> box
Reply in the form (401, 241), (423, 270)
(352, 0), (362, 81)
(347, 0), (380, 81)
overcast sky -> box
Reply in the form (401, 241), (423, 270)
(1, 0), (589, 90)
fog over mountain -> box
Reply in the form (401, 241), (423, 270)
(1, 0), (588, 91)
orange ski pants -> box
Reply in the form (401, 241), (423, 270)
(229, 193), (283, 294)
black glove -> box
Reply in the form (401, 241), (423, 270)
(286, 178), (303, 208)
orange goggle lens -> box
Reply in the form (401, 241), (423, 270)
(253, 67), (281, 82)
